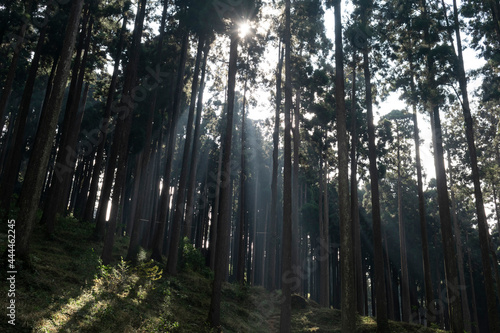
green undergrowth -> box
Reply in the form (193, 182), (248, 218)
(0, 216), (447, 332)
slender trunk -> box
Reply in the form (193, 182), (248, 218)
(350, 52), (364, 316)
(422, 1), (464, 330)
(466, 233), (480, 333)
(101, 0), (147, 264)
(267, 42), (282, 292)
(451, 1), (499, 329)
(150, 27), (189, 263)
(167, 35), (204, 275)
(237, 71), (248, 284)
(43, 17), (93, 234)
(361, 3), (387, 329)
(383, 231), (395, 320)
(16, 0), (86, 263)
(447, 149), (473, 332)
(184, 39), (210, 240)
(0, 24), (47, 216)
(292, 88), (300, 285)
(126, 2), (169, 262)
(209, 145), (223, 271)
(409, 63), (434, 325)
(335, 1), (355, 329)
(396, 121), (411, 323)
(83, 13), (127, 223)
(319, 154), (327, 307)
(208, 30), (238, 329)
(280, 0), (293, 329)
(0, 8), (30, 131)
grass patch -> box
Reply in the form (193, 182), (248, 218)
(0, 216), (448, 332)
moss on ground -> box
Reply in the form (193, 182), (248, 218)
(0, 216), (447, 332)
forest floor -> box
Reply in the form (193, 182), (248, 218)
(0, 216), (448, 333)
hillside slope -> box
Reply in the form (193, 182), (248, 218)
(0, 217), (447, 332)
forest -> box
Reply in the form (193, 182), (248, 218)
(0, 0), (499, 332)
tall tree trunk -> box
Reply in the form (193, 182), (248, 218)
(150, 26), (189, 263)
(335, 1), (355, 330)
(0, 24), (47, 217)
(319, 153), (328, 307)
(422, 1), (464, 331)
(350, 51), (364, 316)
(15, 0), (86, 263)
(466, 233), (480, 333)
(451, 1), (499, 329)
(237, 70), (248, 284)
(292, 87), (301, 286)
(0, 3), (31, 132)
(428, 101), (464, 333)
(167, 34), (204, 275)
(267, 42), (282, 292)
(43, 16), (93, 234)
(184, 39), (211, 240)
(361, 1), (388, 329)
(208, 29), (238, 329)
(125, 1), (170, 263)
(409, 63), (434, 325)
(396, 121), (411, 323)
(209, 145), (223, 271)
(83, 13), (127, 223)
(279, 0), (293, 329)
(101, 0), (147, 265)
(447, 149), (473, 333)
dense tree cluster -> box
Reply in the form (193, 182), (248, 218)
(1, 0), (499, 332)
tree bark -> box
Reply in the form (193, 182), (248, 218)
(83, 13), (127, 223)
(335, 0), (356, 329)
(167, 34), (204, 275)
(150, 27), (189, 263)
(396, 121), (411, 323)
(16, 0), (86, 263)
(451, 1), (499, 329)
(0, 24), (47, 217)
(361, 1), (388, 329)
(267, 42), (283, 292)
(409, 64), (434, 325)
(279, 0), (293, 329)
(208, 29), (238, 329)
(237, 69), (248, 284)
(101, 0), (147, 265)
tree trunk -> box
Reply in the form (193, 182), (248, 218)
(350, 51), (364, 316)
(209, 145), (223, 271)
(237, 70), (248, 284)
(167, 34), (204, 275)
(466, 233), (480, 333)
(361, 1), (388, 329)
(409, 63), (434, 325)
(184, 39), (210, 241)
(267, 42), (283, 292)
(335, 1), (355, 329)
(0, 7), (30, 132)
(43, 16), (93, 234)
(279, 0), (293, 329)
(125, 1), (170, 263)
(447, 149), (473, 333)
(208, 29), (238, 329)
(101, 0), (147, 265)
(83, 12), (127, 223)
(150, 27), (189, 263)
(451, 1), (499, 329)
(0, 24), (47, 217)
(396, 121), (411, 323)
(16, 0), (86, 263)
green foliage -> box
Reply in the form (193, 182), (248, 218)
(181, 237), (212, 279)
